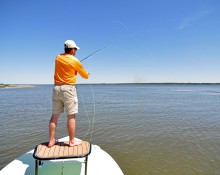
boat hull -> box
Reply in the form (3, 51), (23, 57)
(0, 137), (124, 175)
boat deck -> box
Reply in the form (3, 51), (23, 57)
(34, 141), (91, 160)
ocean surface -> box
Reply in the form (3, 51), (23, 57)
(0, 84), (220, 174)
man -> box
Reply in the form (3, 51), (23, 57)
(48, 40), (90, 147)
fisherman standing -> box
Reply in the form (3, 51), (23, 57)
(48, 40), (90, 147)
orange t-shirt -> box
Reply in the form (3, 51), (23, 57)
(54, 54), (89, 84)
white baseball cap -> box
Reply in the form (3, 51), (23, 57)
(64, 40), (80, 50)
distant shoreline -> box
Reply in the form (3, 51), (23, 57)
(0, 84), (35, 89)
(78, 83), (220, 85)
(0, 83), (220, 88)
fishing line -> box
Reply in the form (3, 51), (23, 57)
(113, 20), (142, 47)
(112, 20), (154, 60)
(78, 80), (96, 143)
(78, 21), (153, 143)
(78, 46), (112, 143)
(78, 43), (135, 142)
(78, 29), (149, 142)
(80, 90), (91, 141)
(88, 81), (96, 143)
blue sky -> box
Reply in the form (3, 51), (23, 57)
(0, 0), (220, 84)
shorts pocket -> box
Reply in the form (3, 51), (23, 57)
(63, 86), (77, 101)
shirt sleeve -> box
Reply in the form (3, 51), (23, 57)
(73, 59), (89, 79)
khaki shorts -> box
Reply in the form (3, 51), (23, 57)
(52, 85), (78, 115)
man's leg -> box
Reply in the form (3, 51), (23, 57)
(67, 114), (82, 146)
(48, 114), (60, 147)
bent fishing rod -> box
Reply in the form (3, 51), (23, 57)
(80, 45), (111, 62)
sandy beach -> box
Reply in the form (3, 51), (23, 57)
(0, 84), (35, 88)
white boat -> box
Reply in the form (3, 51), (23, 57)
(0, 137), (124, 175)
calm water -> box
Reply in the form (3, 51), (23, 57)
(0, 84), (220, 174)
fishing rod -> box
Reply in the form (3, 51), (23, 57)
(80, 45), (111, 62)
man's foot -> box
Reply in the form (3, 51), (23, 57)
(48, 139), (56, 148)
(69, 139), (82, 147)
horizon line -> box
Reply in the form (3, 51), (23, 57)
(2, 82), (220, 85)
